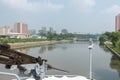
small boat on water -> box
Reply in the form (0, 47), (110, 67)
(0, 38), (94, 80)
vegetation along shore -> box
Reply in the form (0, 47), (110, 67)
(99, 32), (120, 58)
(0, 33), (74, 48)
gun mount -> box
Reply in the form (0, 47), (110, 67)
(0, 44), (69, 80)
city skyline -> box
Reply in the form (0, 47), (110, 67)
(0, 22), (70, 35)
(0, 0), (120, 33)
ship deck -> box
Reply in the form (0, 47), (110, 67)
(26, 75), (89, 80)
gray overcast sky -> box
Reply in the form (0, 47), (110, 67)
(0, 0), (120, 33)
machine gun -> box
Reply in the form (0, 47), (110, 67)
(0, 44), (69, 80)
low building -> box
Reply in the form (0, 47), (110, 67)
(9, 32), (28, 39)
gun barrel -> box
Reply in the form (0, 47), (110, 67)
(47, 64), (69, 73)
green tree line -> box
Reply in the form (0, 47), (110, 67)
(38, 32), (75, 40)
(0, 33), (75, 44)
(99, 32), (120, 54)
(99, 32), (120, 47)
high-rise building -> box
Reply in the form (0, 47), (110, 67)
(14, 22), (28, 34)
(28, 29), (36, 35)
(0, 26), (11, 35)
(41, 27), (47, 34)
(49, 27), (56, 33)
(49, 27), (54, 33)
(39, 27), (47, 35)
(115, 14), (120, 32)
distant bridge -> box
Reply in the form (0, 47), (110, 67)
(73, 38), (99, 41)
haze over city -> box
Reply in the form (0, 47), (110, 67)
(0, 0), (120, 33)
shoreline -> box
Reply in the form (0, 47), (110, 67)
(8, 40), (72, 49)
(104, 43), (120, 59)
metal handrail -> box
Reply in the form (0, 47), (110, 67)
(0, 71), (20, 80)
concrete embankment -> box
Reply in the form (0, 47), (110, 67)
(105, 44), (120, 59)
(8, 40), (72, 49)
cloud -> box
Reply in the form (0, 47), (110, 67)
(70, 0), (95, 11)
(45, 2), (64, 11)
(1, 0), (36, 11)
(104, 5), (120, 14)
(0, 0), (64, 11)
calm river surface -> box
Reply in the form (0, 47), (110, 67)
(0, 41), (120, 80)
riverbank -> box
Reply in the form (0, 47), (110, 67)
(104, 43), (120, 59)
(8, 40), (72, 49)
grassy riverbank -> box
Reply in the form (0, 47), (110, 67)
(105, 43), (120, 59)
(8, 40), (72, 49)
(107, 44), (120, 54)
(0, 38), (47, 43)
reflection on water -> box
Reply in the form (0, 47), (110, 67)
(98, 44), (120, 80)
(17, 45), (57, 54)
(47, 44), (56, 51)
(100, 44), (120, 78)
(99, 45), (110, 52)
(110, 55), (120, 78)
(38, 44), (57, 54)
(18, 44), (68, 54)
(39, 45), (47, 54)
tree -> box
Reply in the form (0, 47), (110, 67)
(47, 32), (53, 40)
(104, 32), (111, 40)
(110, 32), (120, 47)
(99, 35), (108, 45)
(117, 40), (120, 48)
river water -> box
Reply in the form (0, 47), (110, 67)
(0, 41), (120, 80)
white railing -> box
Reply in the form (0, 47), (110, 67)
(0, 71), (20, 80)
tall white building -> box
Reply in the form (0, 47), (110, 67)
(0, 26), (11, 35)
